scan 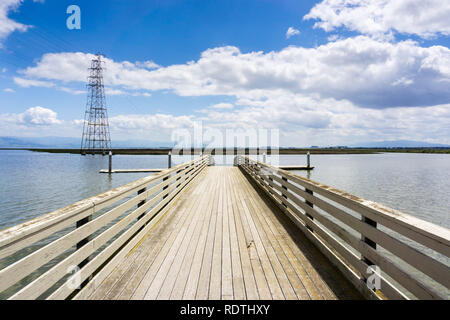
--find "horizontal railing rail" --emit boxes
[0,155,209,300]
[236,156,450,300]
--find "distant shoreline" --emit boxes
[1,147,449,155]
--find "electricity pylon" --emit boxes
[80,53,111,155]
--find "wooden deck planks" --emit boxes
[233,168,324,299]
[208,168,223,300]
[138,173,212,300]
[180,170,219,300]
[229,170,271,300]
[221,170,233,300]
[224,171,246,300]
[84,166,362,300]
[124,170,211,299]
[231,169,307,300]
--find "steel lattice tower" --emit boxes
[81,53,111,155]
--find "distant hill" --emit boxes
[0,137,47,148]
[351,140,450,148]
[0,136,173,148]
[1,137,449,150]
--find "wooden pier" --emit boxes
[0,156,449,300]
[277,165,314,170]
[99,168,164,174]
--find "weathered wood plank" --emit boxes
[240,195,285,299]
[209,167,224,300]
[221,168,234,300]
[224,169,246,300]
[131,169,210,300]
[236,171,298,300]
[153,182,209,300]
[70,161,207,299]
[231,172,272,300]
[52,161,207,300]
[181,170,218,300]
[237,166,325,299]
[97,191,187,300]
[228,169,259,300]
[240,162,381,300]
[241,167,381,300]
[96,166,210,300]
[115,170,210,300]
[235,169,313,300]
[194,171,219,300]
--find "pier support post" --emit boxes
[307,152,311,168]
[108,151,112,174]
[164,151,172,200]
[168,151,172,169]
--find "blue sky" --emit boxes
[2,0,325,119]
[1,0,449,146]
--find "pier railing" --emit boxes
[237,156,450,300]
[0,155,209,300]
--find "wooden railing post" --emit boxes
[76,216,93,268]
[361,216,377,291]
[76,215,93,286]
[137,187,147,220]
[176,169,183,188]
[305,188,314,231]
[267,163,274,191]
[361,216,377,265]
[281,177,288,208]
[162,177,169,199]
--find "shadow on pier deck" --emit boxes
[81,167,361,300]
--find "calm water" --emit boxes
[0,150,449,230]
[279,153,450,229]
[0,150,195,230]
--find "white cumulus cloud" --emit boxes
[304,0,450,39]
[286,27,300,39]
[1,106,62,126]
[19,106,62,126]
[19,37,450,109]
[0,0,29,46]
[209,103,234,109]
[14,77,54,88]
